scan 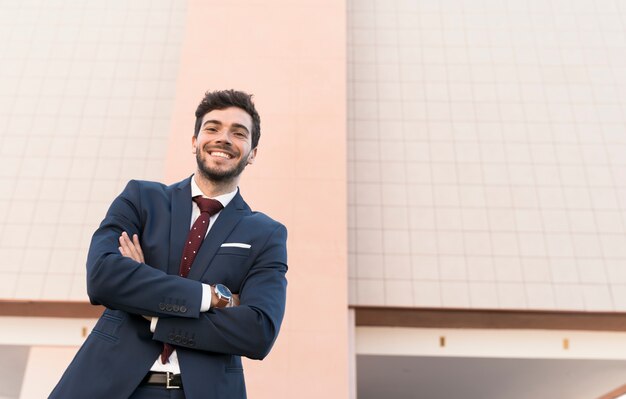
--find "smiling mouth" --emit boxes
[209,151,233,159]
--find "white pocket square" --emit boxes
[221,243,251,249]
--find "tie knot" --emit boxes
[193,196,223,215]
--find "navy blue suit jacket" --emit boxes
[50,177,288,399]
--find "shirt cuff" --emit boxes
[200,283,213,312]
[150,317,159,333]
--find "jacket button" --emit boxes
[168,333,175,341]
[174,335,182,343]
[180,306,187,313]
[182,337,188,344]
[166,304,173,311]
[173,305,180,312]
[159,303,166,310]
[188,339,195,347]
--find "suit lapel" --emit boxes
[187,191,249,281]
[168,177,193,275]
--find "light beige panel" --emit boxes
[0,0,187,300]
[348,0,626,311]
[20,346,79,399]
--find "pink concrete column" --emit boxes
[164,1,348,397]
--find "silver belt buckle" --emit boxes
[166,372,180,389]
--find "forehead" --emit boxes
[201,107,252,131]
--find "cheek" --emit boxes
[197,139,209,150]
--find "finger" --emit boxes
[120,232,140,261]
[132,234,145,262]
[121,231,132,246]
[127,234,142,262]
[119,236,130,255]
[119,234,133,256]
[122,233,140,260]
[120,232,131,249]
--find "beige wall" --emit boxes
[0,0,187,301]
[347,0,626,311]
[164,1,349,397]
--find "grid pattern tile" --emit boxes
[0,0,187,300]
[348,0,626,310]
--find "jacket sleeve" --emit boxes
[86,180,203,319]
[152,223,288,360]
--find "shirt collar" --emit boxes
[191,174,238,208]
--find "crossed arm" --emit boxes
[87,181,287,359]
[117,231,240,307]
[112,229,284,359]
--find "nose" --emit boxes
[214,128,232,145]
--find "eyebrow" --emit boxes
[202,120,250,134]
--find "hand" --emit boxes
[231,294,240,307]
[118,231,145,263]
[117,233,150,321]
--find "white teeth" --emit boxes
[210,151,231,159]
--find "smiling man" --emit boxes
[195,107,257,185]
[50,90,288,399]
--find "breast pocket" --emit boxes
[210,246,252,290]
[217,246,251,256]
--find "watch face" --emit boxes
[215,284,232,298]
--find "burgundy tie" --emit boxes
[161,195,223,364]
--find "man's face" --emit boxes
[192,107,257,183]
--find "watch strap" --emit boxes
[213,285,231,308]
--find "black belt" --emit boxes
[141,372,183,389]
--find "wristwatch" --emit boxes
[212,284,233,308]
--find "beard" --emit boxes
[195,147,250,183]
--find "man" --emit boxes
[50,90,288,399]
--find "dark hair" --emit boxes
[194,89,261,148]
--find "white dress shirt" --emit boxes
[149,175,238,373]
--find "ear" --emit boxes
[246,147,258,165]
[191,135,197,154]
